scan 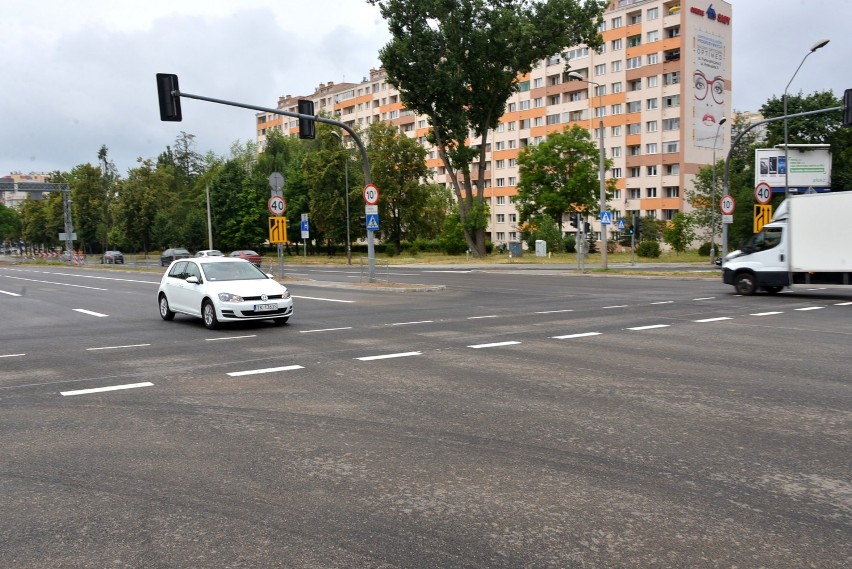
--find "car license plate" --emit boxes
[254,303,277,312]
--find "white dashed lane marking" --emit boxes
[693,317,732,323]
[227,365,305,377]
[468,341,521,349]
[628,324,671,331]
[61,382,154,396]
[552,332,602,340]
[356,352,421,361]
[73,309,109,318]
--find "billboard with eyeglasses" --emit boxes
[693,30,727,149]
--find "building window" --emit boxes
[629,79,642,91]
[546,113,562,126]
[628,145,641,156]
[647,30,660,43]
[663,117,680,130]
[665,186,680,198]
[508,139,517,149]
[496,178,505,187]
[629,188,641,199]
[509,214,517,222]
[508,177,517,186]
[533,78,544,88]
[507,121,517,131]
[506,102,516,113]
[646,187,657,198]
[595,64,606,76]
[664,94,680,108]
[611,38,623,50]
[610,146,622,157]
[627,101,641,113]
[534,97,544,108]
[594,106,606,118]
[611,103,622,115]
[646,143,658,154]
[647,53,659,65]
[495,159,505,169]
[647,75,659,88]
[666,164,680,175]
[611,60,622,72]
[664,140,680,153]
[663,72,680,85]
[666,25,681,39]
[647,7,659,20]
[496,196,506,205]
[626,56,642,70]
[627,34,642,48]
[611,125,621,136]
[629,12,641,25]
[663,209,678,220]
[496,214,505,223]
[627,123,641,135]
[612,81,623,93]
[646,98,658,110]
[497,232,505,241]
[534,117,544,126]
[549,95,561,105]
[594,85,607,97]
[612,16,622,28]
[611,167,622,178]
[647,165,658,176]
[520,118,531,129]
[646,120,658,132]
[629,167,641,177]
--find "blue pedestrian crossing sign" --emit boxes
[616,218,626,230]
[600,211,612,225]
[366,213,380,231]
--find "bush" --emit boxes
[563,235,576,253]
[698,242,712,257]
[637,240,661,258]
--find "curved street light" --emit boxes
[783,39,829,199]
[568,71,608,269]
[710,116,727,264]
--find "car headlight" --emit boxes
[218,292,244,302]
[281,287,290,299]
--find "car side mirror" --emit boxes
[186,276,200,284]
[266,273,275,279]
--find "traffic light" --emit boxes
[584,222,591,234]
[156,73,182,122]
[843,88,852,128]
[569,214,578,229]
[635,219,642,240]
[359,215,366,228]
[298,99,315,139]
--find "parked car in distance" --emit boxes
[101,250,125,264]
[160,247,191,267]
[157,257,293,329]
[229,249,262,267]
[195,249,224,257]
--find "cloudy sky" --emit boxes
[1,0,848,178]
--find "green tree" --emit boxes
[516,125,613,232]
[0,203,21,241]
[68,163,106,254]
[113,159,174,253]
[662,212,696,254]
[366,122,431,253]
[369,0,606,256]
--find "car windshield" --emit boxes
[201,261,266,282]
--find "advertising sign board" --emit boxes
[754,146,831,193]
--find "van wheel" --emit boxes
[734,273,757,295]
[764,285,783,294]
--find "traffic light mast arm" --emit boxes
[173,89,373,187]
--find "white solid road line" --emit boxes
[86,344,151,351]
[750,311,783,316]
[205,335,257,341]
[292,295,355,303]
[650,301,674,305]
[467,315,498,319]
[2,275,107,291]
[356,352,421,361]
[628,324,671,331]
[227,365,305,377]
[795,306,825,311]
[534,309,573,314]
[0,353,26,358]
[61,382,154,396]
[468,341,521,349]
[300,327,353,333]
[0,289,22,296]
[551,332,602,339]
[73,309,109,317]
[835,302,852,306]
[391,320,433,326]
[693,317,732,323]
[602,305,628,309]
[692,297,715,301]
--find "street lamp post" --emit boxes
[330,131,352,265]
[710,117,726,264]
[568,71,608,269]
[783,39,829,199]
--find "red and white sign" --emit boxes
[268,195,286,216]
[363,184,379,205]
[754,182,772,205]
[720,194,735,215]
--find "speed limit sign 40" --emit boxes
[755,182,772,204]
[720,194,735,215]
[268,195,286,216]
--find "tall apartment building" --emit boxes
[255,0,732,246]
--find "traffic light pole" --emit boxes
[158,80,377,281]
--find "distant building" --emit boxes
[0,172,51,209]
[256,0,733,244]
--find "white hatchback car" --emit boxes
[157,257,293,329]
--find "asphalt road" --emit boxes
[1,264,850,568]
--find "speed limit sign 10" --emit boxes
[720,194,735,215]
[363,184,380,205]
[755,182,772,204]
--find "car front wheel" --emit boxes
[734,272,757,295]
[202,300,218,329]
[159,294,175,321]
